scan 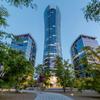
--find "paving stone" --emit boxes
[35,92,73,100]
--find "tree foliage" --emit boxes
[0,0,36,90]
[0,45,34,89]
[84,46,100,61]
[75,46,100,93]
[0,0,35,27]
[55,56,74,92]
[2,0,35,8]
[36,64,51,89]
[0,5,9,27]
[0,0,35,89]
[84,0,100,22]
[0,0,35,42]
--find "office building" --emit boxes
[11,33,36,66]
[71,34,99,78]
[43,5,62,68]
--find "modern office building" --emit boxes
[43,5,62,68]
[11,33,36,66]
[71,34,99,78]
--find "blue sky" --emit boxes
[2,0,100,66]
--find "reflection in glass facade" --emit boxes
[11,34,36,66]
[71,35,99,78]
[43,5,62,68]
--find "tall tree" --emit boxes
[55,56,74,92]
[36,64,51,89]
[0,46,34,90]
[0,0,35,89]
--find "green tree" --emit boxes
[0,6,9,27]
[0,0,35,90]
[0,0,35,42]
[0,0,35,27]
[0,45,34,90]
[84,0,100,22]
[43,66,51,87]
[2,0,35,8]
[36,64,51,89]
[55,56,74,92]
[76,46,100,93]
[36,64,44,76]
[84,46,100,61]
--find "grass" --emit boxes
[44,89,100,100]
[63,91,100,100]
[0,92,36,100]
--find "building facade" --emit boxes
[11,33,36,66]
[71,35,99,78]
[43,5,62,68]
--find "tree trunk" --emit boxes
[70,86,73,92]
[63,87,66,92]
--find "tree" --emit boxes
[0,6,9,27]
[36,64,51,89]
[55,56,74,92]
[0,0,35,43]
[74,78,86,92]
[76,46,100,93]
[0,0,35,27]
[0,0,35,90]
[0,45,34,90]
[2,0,35,8]
[84,0,100,22]
[78,46,100,78]
[84,46,100,61]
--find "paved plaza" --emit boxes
[35,92,73,100]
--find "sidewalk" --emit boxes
[35,92,73,100]
[20,90,73,100]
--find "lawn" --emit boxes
[0,92,36,100]
[64,92,100,100]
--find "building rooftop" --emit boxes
[48,5,57,9]
[71,34,96,48]
[14,33,36,46]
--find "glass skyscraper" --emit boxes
[11,33,36,66]
[71,35,99,78]
[43,5,62,68]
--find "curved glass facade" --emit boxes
[43,5,62,68]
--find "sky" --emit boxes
[1,0,100,66]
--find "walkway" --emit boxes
[35,92,73,100]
